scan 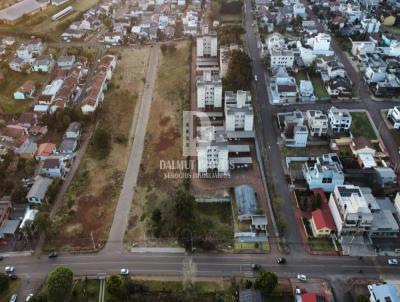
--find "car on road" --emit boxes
[5,266,14,273]
[26,294,34,301]
[251,264,261,271]
[48,251,58,258]
[0,256,3,261]
[254,75,258,81]
[120,268,129,275]
[277,257,286,264]
[10,294,17,302]
[388,259,398,265]
[297,274,307,281]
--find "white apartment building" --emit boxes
[388,106,400,129]
[270,49,294,68]
[197,72,222,109]
[368,284,400,302]
[197,127,229,176]
[328,106,352,132]
[197,33,218,57]
[224,91,254,131]
[305,33,332,54]
[306,110,328,136]
[328,185,373,235]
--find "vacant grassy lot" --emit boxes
[350,112,377,140]
[124,41,191,248]
[309,74,329,98]
[0,280,20,302]
[281,145,331,157]
[0,70,48,118]
[308,238,336,252]
[294,70,308,85]
[45,47,150,251]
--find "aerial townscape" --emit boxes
[0,0,400,300]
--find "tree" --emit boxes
[91,128,111,159]
[357,295,369,302]
[34,212,51,233]
[174,189,196,225]
[29,293,47,302]
[223,50,252,91]
[254,270,278,296]
[312,193,322,210]
[0,273,10,293]
[106,275,126,301]
[47,267,73,302]
[160,44,168,55]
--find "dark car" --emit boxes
[277,257,286,264]
[48,251,58,258]
[0,256,3,261]
[251,264,261,271]
[8,274,18,280]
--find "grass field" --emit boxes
[0,280,20,302]
[294,70,309,85]
[0,70,48,117]
[308,238,336,252]
[45,47,150,251]
[124,41,191,248]
[309,74,329,97]
[350,112,377,140]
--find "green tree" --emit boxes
[174,189,196,225]
[29,293,47,302]
[106,275,126,301]
[312,193,322,210]
[0,273,10,293]
[254,270,278,297]
[223,50,252,91]
[357,295,369,302]
[47,267,73,302]
[34,212,51,233]
[91,128,111,159]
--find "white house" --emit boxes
[197,72,222,109]
[197,33,218,57]
[328,185,373,235]
[32,55,54,73]
[351,41,376,56]
[368,284,400,302]
[388,106,400,129]
[302,153,344,192]
[293,2,306,16]
[279,110,308,147]
[224,91,254,131]
[328,106,352,132]
[361,18,381,33]
[270,67,297,104]
[270,49,294,68]
[26,177,53,204]
[306,110,328,136]
[299,80,314,100]
[305,33,332,54]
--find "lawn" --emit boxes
[0,70,49,118]
[281,145,331,157]
[69,279,100,302]
[294,70,308,85]
[124,41,191,248]
[350,112,377,140]
[0,280,20,302]
[45,47,150,251]
[309,74,329,98]
[308,238,336,252]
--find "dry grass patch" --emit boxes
[45,47,150,251]
[124,41,191,247]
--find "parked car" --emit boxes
[254,75,258,81]
[120,268,129,275]
[276,257,286,264]
[10,294,17,302]
[5,266,14,273]
[388,259,398,265]
[26,294,34,301]
[0,256,3,261]
[297,274,307,281]
[251,264,261,271]
[48,251,58,258]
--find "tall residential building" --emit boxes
[302,153,344,192]
[328,185,373,235]
[224,91,254,131]
[197,127,229,176]
[197,71,222,109]
[196,33,218,57]
[306,110,328,136]
[328,106,352,132]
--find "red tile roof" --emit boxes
[312,208,336,231]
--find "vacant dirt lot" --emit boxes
[45,47,150,251]
[124,41,191,247]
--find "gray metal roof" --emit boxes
[234,185,257,216]
[0,0,45,21]
[27,177,53,200]
[0,220,20,235]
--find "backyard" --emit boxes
[124,41,191,248]
[309,74,329,98]
[0,70,49,118]
[44,47,150,251]
[350,112,377,140]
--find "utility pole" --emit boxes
[90,232,96,250]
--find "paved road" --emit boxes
[103,44,159,254]
[244,0,305,254]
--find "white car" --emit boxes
[297,274,307,281]
[120,268,129,275]
[26,294,34,301]
[254,75,258,81]
[388,259,398,265]
[10,294,17,302]
[5,266,14,273]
